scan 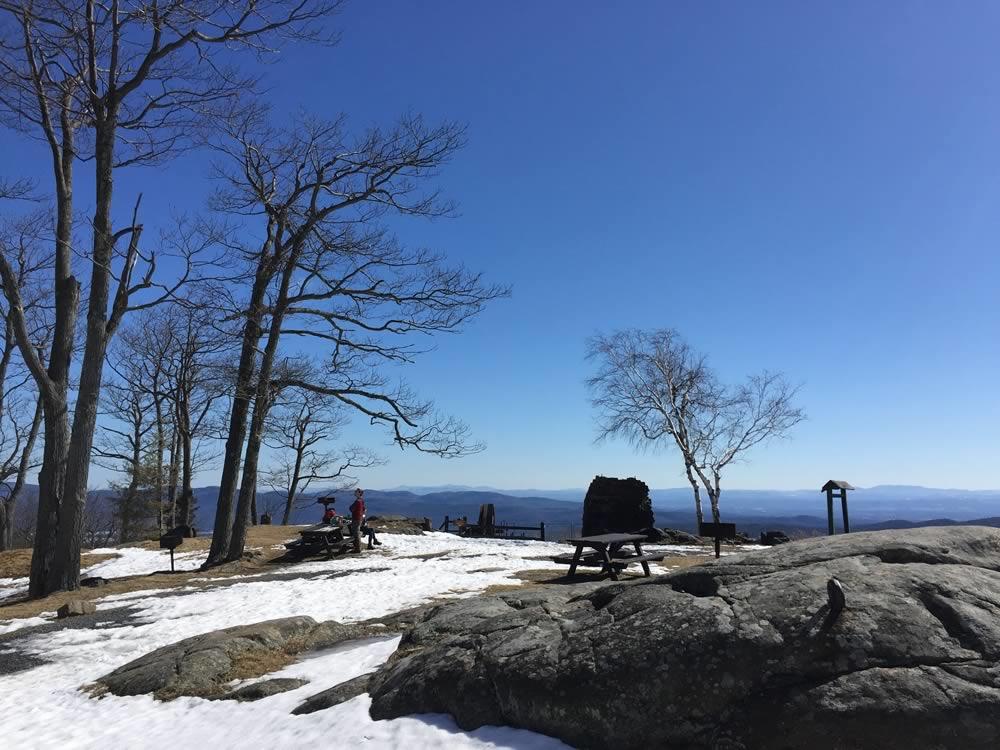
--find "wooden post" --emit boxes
[826,488,835,535]
[169,548,175,573]
[442,515,449,532]
[539,521,546,541]
[840,491,850,533]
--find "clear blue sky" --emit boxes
[5,1,1000,490]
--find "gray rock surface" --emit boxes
[291,673,372,714]
[57,600,97,618]
[94,616,387,700]
[660,527,703,545]
[217,677,308,702]
[368,526,1000,750]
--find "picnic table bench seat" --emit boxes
[615,551,667,564]
[551,550,667,566]
[552,551,602,565]
[553,533,663,580]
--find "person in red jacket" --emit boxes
[348,488,366,552]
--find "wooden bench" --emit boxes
[552,551,602,565]
[552,550,666,569]
[615,552,667,565]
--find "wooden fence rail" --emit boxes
[439,515,546,542]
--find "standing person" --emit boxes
[349,489,366,553]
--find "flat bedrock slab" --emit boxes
[291,673,373,714]
[217,677,309,702]
[368,526,1000,750]
[93,616,390,700]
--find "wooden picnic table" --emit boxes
[553,532,665,580]
[284,521,352,559]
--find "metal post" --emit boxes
[540,521,546,541]
[840,490,850,533]
[826,489,835,535]
[169,548,175,573]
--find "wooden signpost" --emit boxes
[159,533,183,572]
[699,521,736,559]
[821,480,854,535]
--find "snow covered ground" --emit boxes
[0,546,206,605]
[0,532,737,749]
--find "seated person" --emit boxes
[321,501,338,525]
[362,519,381,550]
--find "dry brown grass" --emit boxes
[0,550,117,580]
[0,525,304,622]
[126,524,305,553]
[88,643,301,701]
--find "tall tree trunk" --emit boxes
[282,446,305,526]
[0,326,16,551]
[176,378,194,528]
[49,122,117,592]
[206,266,272,566]
[683,461,704,529]
[0,322,15,424]
[153,383,165,534]
[684,463,705,533]
[709,473,722,525]
[30,397,70,596]
[28,107,78,598]
[229,398,269,560]
[180,429,194,527]
[709,489,721,525]
[166,426,179,527]
[225,261,296,561]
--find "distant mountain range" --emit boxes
[242,483,1000,539]
[14,483,1000,541]
[386,483,1000,520]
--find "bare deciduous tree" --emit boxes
[94,338,159,542]
[205,113,508,566]
[587,329,805,526]
[0,212,49,550]
[261,388,381,525]
[0,0,339,595]
[163,300,231,527]
[97,302,230,535]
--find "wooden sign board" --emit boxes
[699,522,736,539]
[699,522,736,559]
[159,534,183,551]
